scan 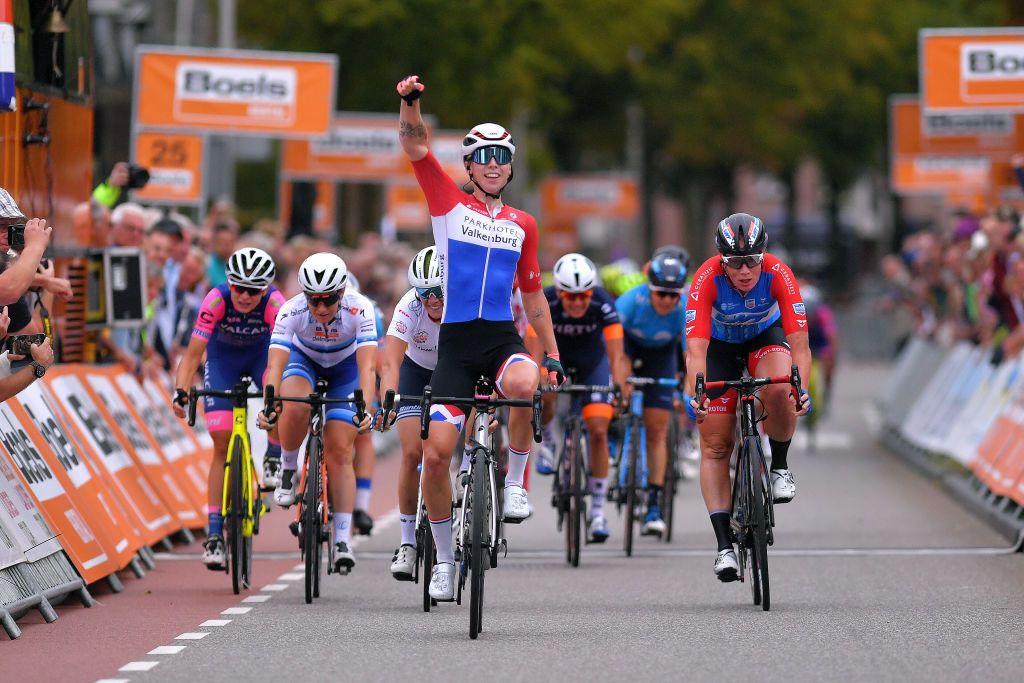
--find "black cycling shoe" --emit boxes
[353,509,374,536]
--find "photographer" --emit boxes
[0,309,55,402]
[92,161,149,209]
[0,188,52,306]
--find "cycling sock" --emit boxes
[769,438,791,471]
[710,510,733,551]
[429,516,454,564]
[459,447,472,473]
[265,438,281,462]
[334,512,352,544]
[505,446,530,488]
[647,484,663,511]
[207,505,224,538]
[589,477,607,517]
[355,478,372,511]
[281,446,300,471]
[399,514,417,547]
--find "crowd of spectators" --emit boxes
[91,163,417,381]
[880,157,1024,364]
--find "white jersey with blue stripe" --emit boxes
[269,291,378,367]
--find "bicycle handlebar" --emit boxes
[393,387,544,443]
[185,380,264,427]
[541,383,618,395]
[626,376,680,388]
[694,364,802,409]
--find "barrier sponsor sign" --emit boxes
[131,132,205,204]
[134,47,336,136]
[540,176,639,221]
[0,448,62,566]
[921,28,1024,112]
[0,401,119,582]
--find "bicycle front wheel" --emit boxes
[229,438,244,595]
[624,419,640,557]
[420,517,435,612]
[747,437,770,611]
[567,423,584,567]
[303,437,323,605]
[469,451,488,639]
[664,418,680,544]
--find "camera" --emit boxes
[4,333,46,356]
[126,163,150,190]
[7,223,25,251]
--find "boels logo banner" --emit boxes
[921,28,1024,112]
[134,47,336,136]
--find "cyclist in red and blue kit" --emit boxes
[683,213,811,582]
[397,74,563,603]
[172,247,285,569]
[616,250,689,537]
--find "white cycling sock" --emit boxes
[399,514,417,547]
[589,476,608,517]
[505,447,530,488]
[281,446,300,471]
[334,512,352,544]
[429,516,454,564]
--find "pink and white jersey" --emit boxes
[411,151,542,325]
[386,288,440,370]
[269,291,378,367]
[191,283,285,353]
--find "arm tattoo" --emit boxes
[399,120,427,140]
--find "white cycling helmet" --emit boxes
[462,123,516,160]
[346,272,361,293]
[225,247,276,288]
[298,252,348,294]
[408,246,442,288]
[552,253,598,293]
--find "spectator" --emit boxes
[0,188,52,306]
[92,161,131,208]
[109,202,146,248]
[206,222,238,288]
[0,302,55,401]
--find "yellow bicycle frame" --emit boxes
[221,403,263,537]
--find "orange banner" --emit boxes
[540,176,639,221]
[135,47,336,136]
[131,132,205,203]
[921,29,1024,112]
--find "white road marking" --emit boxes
[277,572,304,581]
[175,632,210,640]
[261,583,288,591]
[96,679,130,683]
[199,619,232,627]
[242,595,271,603]
[794,430,853,450]
[221,606,252,615]
[119,661,159,672]
[148,645,186,655]
[292,563,304,570]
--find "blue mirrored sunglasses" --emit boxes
[470,146,512,165]
[416,285,443,300]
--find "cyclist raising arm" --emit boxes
[684,213,810,582]
[260,253,376,573]
[172,248,285,569]
[396,74,562,603]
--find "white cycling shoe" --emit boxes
[429,561,456,601]
[390,544,416,582]
[502,484,531,523]
[770,469,796,503]
[262,457,282,490]
[274,469,298,508]
[714,547,739,582]
[202,535,225,570]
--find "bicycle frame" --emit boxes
[223,402,259,537]
[456,406,502,566]
[293,403,330,552]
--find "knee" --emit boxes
[701,436,733,460]
[762,385,792,413]
[501,370,537,398]
[589,429,608,449]
[401,444,423,470]
[326,444,354,467]
[421,445,450,477]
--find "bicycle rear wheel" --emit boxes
[229,438,244,595]
[469,451,488,639]
[303,437,323,605]
[420,514,434,613]
[664,418,680,544]
[567,423,585,567]
[624,419,640,557]
[747,437,770,611]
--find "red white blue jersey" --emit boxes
[411,151,542,324]
[685,253,807,343]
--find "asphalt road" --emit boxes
[103,362,1024,682]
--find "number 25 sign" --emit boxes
[131,132,205,204]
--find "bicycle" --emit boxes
[610,376,680,556]
[263,381,367,604]
[401,378,542,640]
[694,364,802,612]
[542,382,617,568]
[186,375,266,595]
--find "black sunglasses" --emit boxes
[470,146,512,165]
[231,284,264,297]
[306,292,342,307]
[652,289,681,300]
[722,254,764,270]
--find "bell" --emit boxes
[45,8,70,34]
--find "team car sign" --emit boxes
[921,29,1024,112]
[135,47,336,136]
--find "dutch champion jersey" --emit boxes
[269,291,378,367]
[411,151,542,324]
[387,288,441,371]
[685,253,807,344]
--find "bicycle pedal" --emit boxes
[289,521,299,538]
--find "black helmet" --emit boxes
[652,245,690,273]
[647,252,688,291]
[716,213,767,256]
